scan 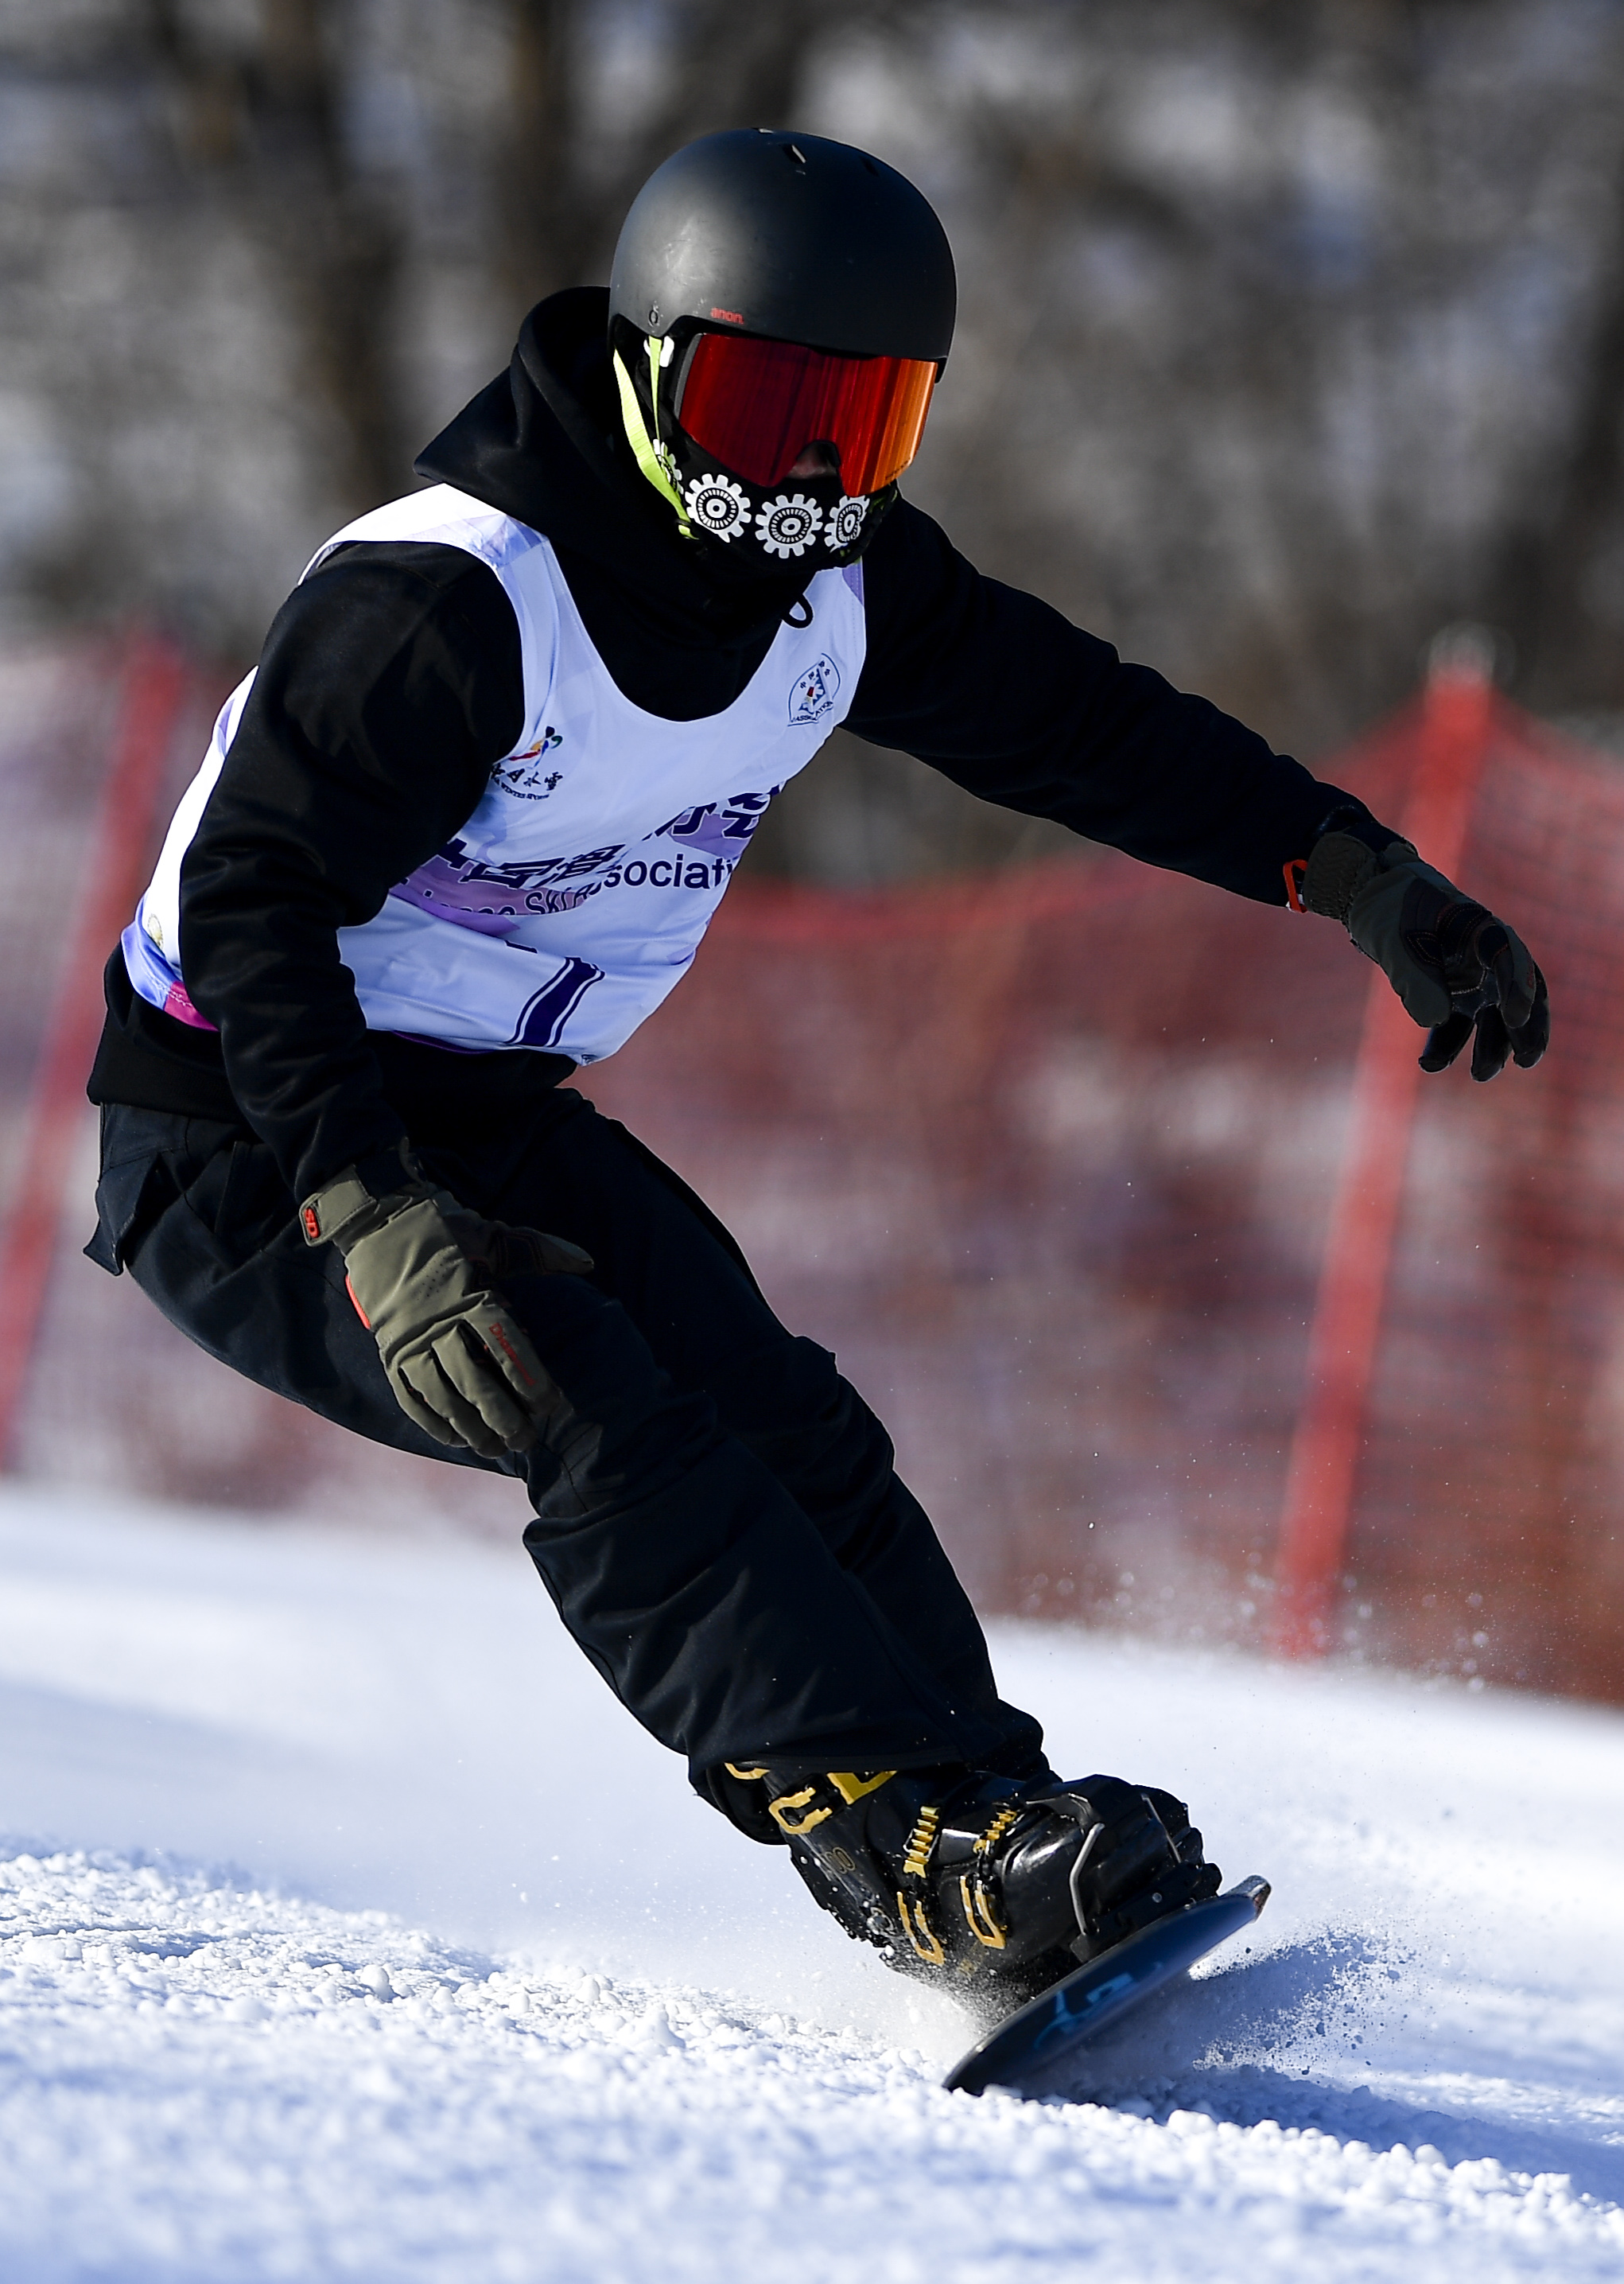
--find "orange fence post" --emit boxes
[1272,638,1495,1657]
[0,634,189,1468]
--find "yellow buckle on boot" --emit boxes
[768,1784,833,1838]
[901,1804,940,1880]
[958,1803,1019,1947]
[960,1874,1008,1949]
[828,1769,896,1806]
[759,1768,894,1838]
[896,1890,946,1966]
[973,1804,1020,1858]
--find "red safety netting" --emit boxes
[583,684,1624,1700]
[10,644,1624,1701]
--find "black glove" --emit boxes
[1302,831,1549,1080]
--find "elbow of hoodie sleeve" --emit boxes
[848,504,1385,905]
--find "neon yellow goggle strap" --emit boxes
[612,337,692,536]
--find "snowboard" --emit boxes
[942,1874,1271,2098]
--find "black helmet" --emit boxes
[607,130,956,573]
[609,128,956,361]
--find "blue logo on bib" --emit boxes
[789,655,841,725]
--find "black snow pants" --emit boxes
[87,1090,1044,1827]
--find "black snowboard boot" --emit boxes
[725,1761,1222,2014]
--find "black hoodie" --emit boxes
[90,289,1377,1201]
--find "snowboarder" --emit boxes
[86,130,1547,2014]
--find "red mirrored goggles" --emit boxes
[672,330,939,496]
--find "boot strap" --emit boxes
[764,1768,897,1839]
[958,1803,1020,1948]
[894,1803,946,1962]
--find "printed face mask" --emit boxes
[611,324,906,572]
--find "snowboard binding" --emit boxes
[727,1761,1222,2015]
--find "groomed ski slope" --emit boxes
[1,1486,1622,2283]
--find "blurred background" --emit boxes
[3,1,1624,1700]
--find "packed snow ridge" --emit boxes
[2,1487,1622,2282]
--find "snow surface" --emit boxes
[2,1484,1623,2282]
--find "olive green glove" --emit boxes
[1302,831,1549,1080]
[300,1147,593,1458]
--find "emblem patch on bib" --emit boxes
[789,655,841,726]
[491,725,565,800]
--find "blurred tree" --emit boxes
[498,0,847,307]
[1488,28,1624,709]
[144,0,408,512]
[5,0,1624,876]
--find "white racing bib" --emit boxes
[126,484,865,1064]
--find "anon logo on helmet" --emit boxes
[789,655,841,725]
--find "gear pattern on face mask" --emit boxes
[826,495,868,551]
[682,473,751,541]
[755,493,824,559]
[614,322,898,573]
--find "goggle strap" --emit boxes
[612,344,693,536]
